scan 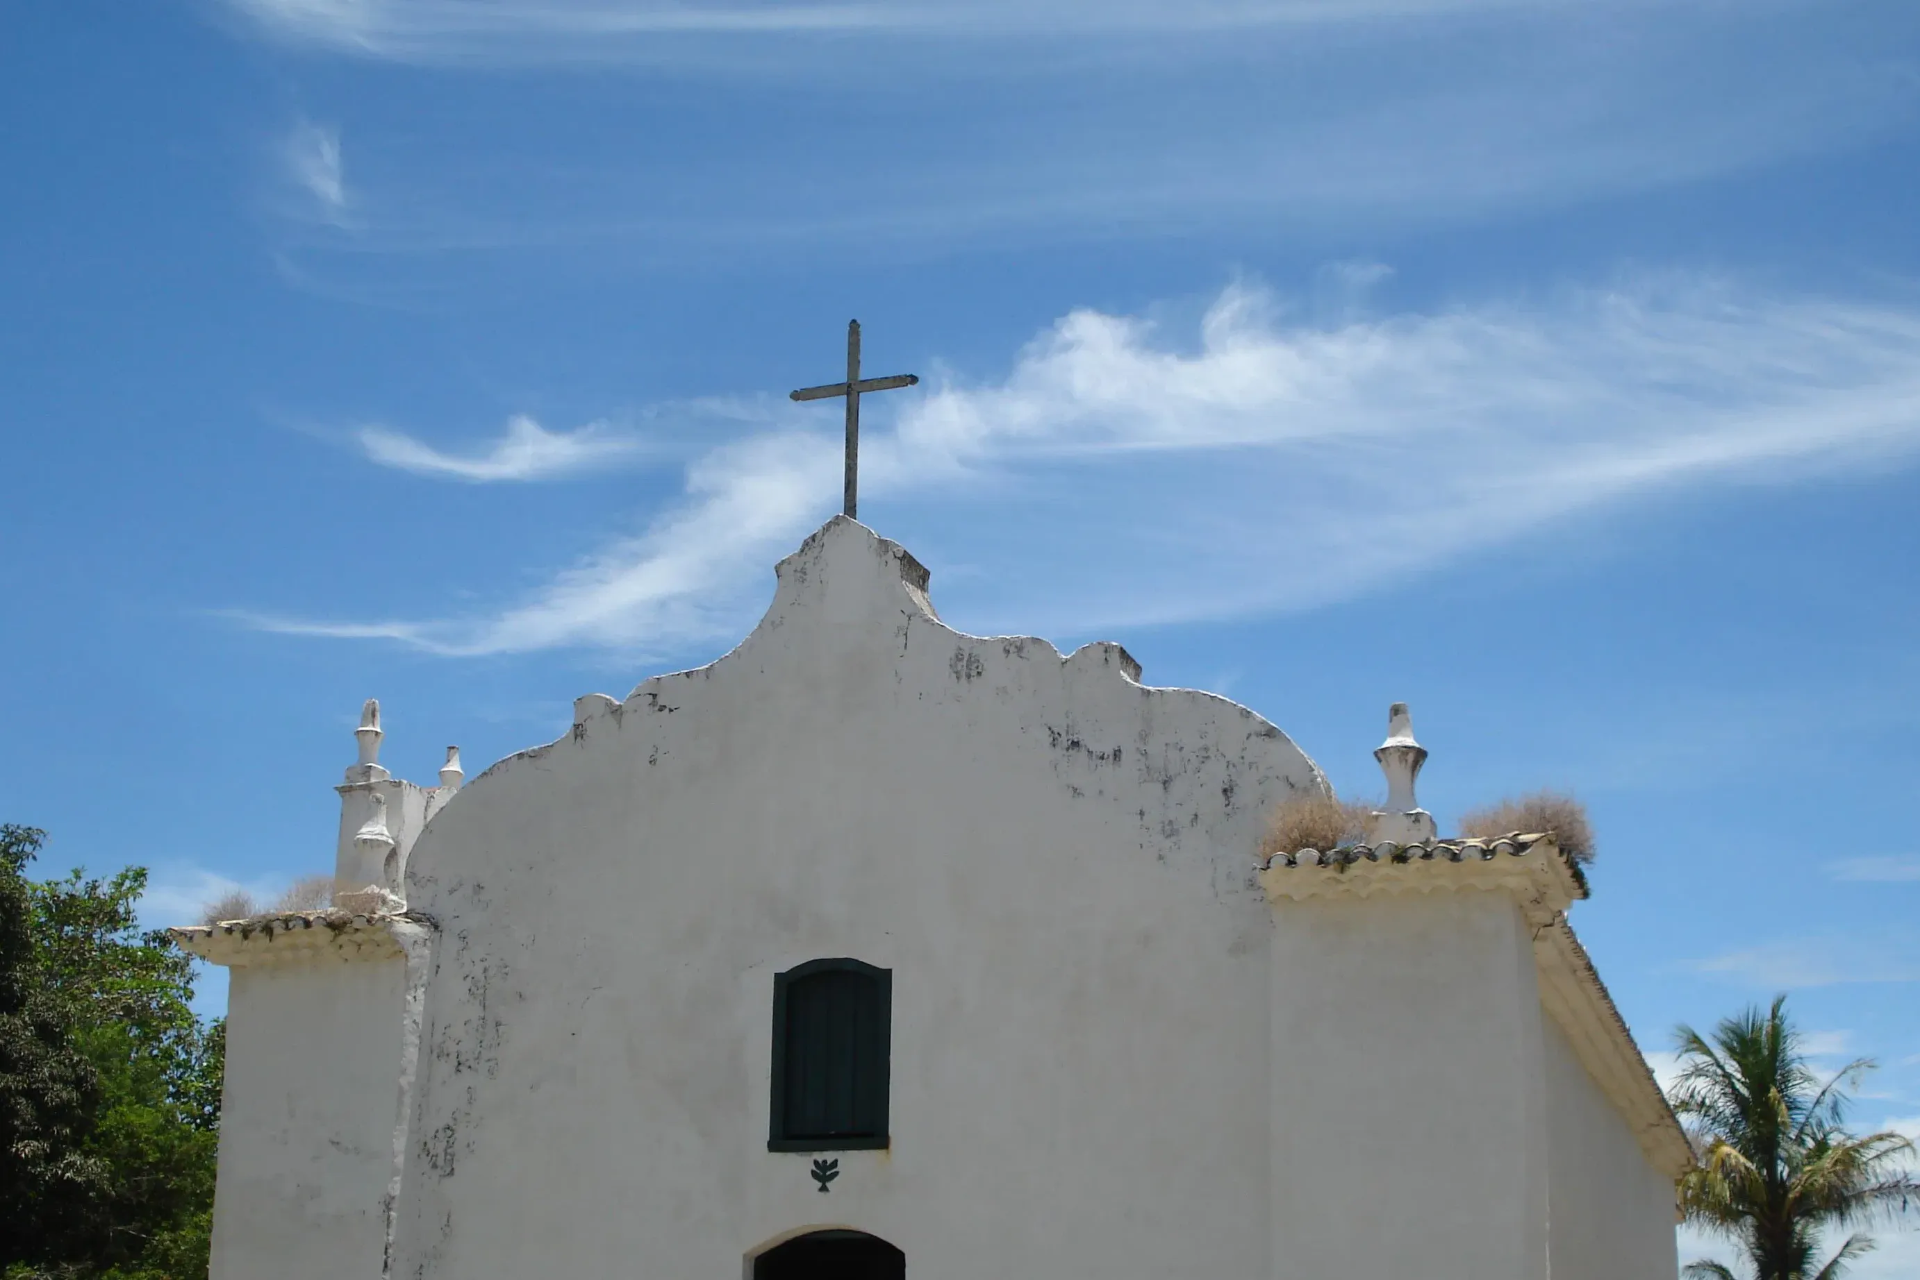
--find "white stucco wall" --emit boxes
[210,956,414,1280]
[388,518,1329,1280]
[1543,1014,1679,1280]
[1268,892,1551,1280]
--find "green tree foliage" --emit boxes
[0,824,222,1280]
[0,826,105,1265]
[1670,995,1917,1280]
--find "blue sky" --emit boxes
[5,1,1919,1268]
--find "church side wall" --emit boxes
[210,957,410,1280]
[1542,1015,1679,1280]
[1268,892,1551,1280]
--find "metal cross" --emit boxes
[790,320,918,520]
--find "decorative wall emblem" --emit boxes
[810,1158,840,1193]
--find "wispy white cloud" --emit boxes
[283,119,349,224]
[261,39,1915,268]
[1802,1030,1858,1058]
[1692,936,1920,989]
[235,3,1916,280]
[246,271,1920,658]
[1643,1050,1686,1097]
[1834,854,1920,883]
[1884,1115,1920,1143]
[136,863,276,929]
[218,0,1601,60]
[358,414,644,482]
[253,430,832,654]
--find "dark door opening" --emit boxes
[753,1230,904,1280]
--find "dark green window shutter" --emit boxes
[769,959,890,1151]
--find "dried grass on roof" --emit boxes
[274,875,334,912]
[199,888,261,926]
[198,872,335,925]
[1458,790,1594,864]
[1261,791,1372,856]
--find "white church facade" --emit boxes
[175,517,1689,1280]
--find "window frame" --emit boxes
[767,957,892,1152]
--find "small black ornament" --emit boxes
[810,1158,840,1193]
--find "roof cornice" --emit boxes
[169,909,434,969]
[1259,833,1586,926]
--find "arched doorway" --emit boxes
[753,1229,904,1280]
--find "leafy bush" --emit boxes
[1,824,222,1280]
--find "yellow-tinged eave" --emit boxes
[168,909,430,968]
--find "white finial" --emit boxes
[355,699,383,766]
[353,791,399,890]
[1368,702,1436,844]
[344,698,390,783]
[1376,702,1426,811]
[439,746,464,790]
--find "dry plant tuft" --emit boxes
[1261,791,1373,856]
[198,872,335,925]
[1458,790,1595,864]
[275,875,335,912]
[199,888,261,925]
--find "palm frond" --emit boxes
[1791,1130,1919,1229]
[1684,1139,1768,1228]
[1808,1232,1874,1280]
[1793,1059,1874,1145]
[1681,1261,1740,1280]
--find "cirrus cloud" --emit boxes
[357,414,645,482]
[282,119,349,223]
[218,0,1605,61]
[1832,855,1920,883]
[244,269,1920,658]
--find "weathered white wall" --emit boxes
[1268,892,1551,1280]
[210,957,412,1280]
[1543,1015,1679,1280]
[389,518,1328,1280]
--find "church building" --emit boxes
[174,516,1689,1279]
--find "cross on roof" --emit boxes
[790,320,919,521]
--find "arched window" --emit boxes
[753,1229,904,1280]
[769,958,890,1151]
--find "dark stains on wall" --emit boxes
[949,646,985,683]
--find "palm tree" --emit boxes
[1668,995,1917,1280]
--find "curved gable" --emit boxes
[405,515,1325,908]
